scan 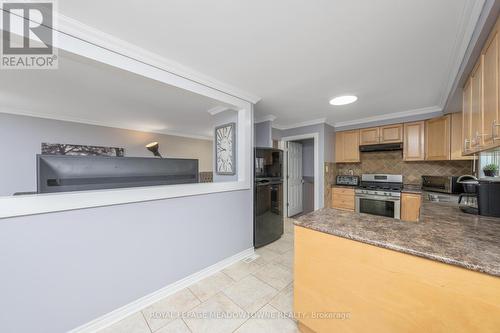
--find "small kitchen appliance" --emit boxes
[336,175,359,186]
[457,175,479,215]
[421,175,463,194]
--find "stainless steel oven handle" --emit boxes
[355,194,400,201]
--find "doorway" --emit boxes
[281,133,319,218]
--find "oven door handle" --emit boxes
[355,194,400,201]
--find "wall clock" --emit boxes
[215,122,236,175]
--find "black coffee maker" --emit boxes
[457,175,479,214]
[478,178,500,218]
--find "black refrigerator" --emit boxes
[254,148,284,248]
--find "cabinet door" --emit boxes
[403,121,425,161]
[380,124,403,143]
[425,115,451,161]
[463,78,473,154]
[335,131,344,162]
[471,60,483,149]
[359,127,379,145]
[451,112,473,160]
[482,28,499,147]
[401,193,422,222]
[342,130,360,162]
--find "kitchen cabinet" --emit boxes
[380,124,404,143]
[482,23,499,148]
[403,121,425,161]
[451,112,473,160]
[401,193,421,222]
[332,187,355,211]
[335,130,360,163]
[470,61,483,149]
[463,78,473,155]
[425,115,451,161]
[359,124,403,145]
[294,226,500,333]
[462,15,500,155]
[359,127,379,145]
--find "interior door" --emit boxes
[287,141,303,217]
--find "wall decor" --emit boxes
[41,143,125,157]
[215,122,236,175]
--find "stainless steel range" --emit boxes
[355,174,403,219]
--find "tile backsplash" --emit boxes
[335,151,473,185]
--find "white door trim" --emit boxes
[280,133,320,216]
[287,141,303,217]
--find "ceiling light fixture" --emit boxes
[329,95,358,106]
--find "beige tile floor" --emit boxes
[99,219,298,333]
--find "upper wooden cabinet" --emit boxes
[335,130,360,163]
[470,61,483,149]
[463,78,473,155]
[359,127,380,145]
[451,112,473,160]
[462,14,500,154]
[403,121,425,161]
[380,124,404,143]
[359,124,403,145]
[425,115,451,161]
[483,24,499,148]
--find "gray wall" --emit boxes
[298,139,314,177]
[254,121,272,148]
[0,113,213,196]
[295,139,314,214]
[212,110,239,182]
[274,123,335,208]
[0,189,253,333]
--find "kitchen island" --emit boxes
[293,202,500,333]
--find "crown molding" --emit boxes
[54,13,261,104]
[0,108,213,141]
[332,106,442,128]
[438,0,486,109]
[207,106,233,116]
[272,118,327,130]
[254,114,277,124]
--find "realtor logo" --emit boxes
[1,0,58,69]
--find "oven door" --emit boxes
[355,194,400,219]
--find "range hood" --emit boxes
[359,143,403,152]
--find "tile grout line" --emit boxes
[139,310,154,333]
[180,318,194,333]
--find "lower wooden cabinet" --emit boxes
[332,187,355,211]
[401,192,422,222]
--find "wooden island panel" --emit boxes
[294,226,500,333]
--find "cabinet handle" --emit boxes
[493,120,500,142]
[464,139,470,151]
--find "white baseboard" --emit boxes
[69,247,255,333]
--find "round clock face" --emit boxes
[216,124,234,174]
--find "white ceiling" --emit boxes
[0,49,231,139]
[56,0,483,128]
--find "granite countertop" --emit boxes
[293,203,500,277]
[401,184,423,194]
